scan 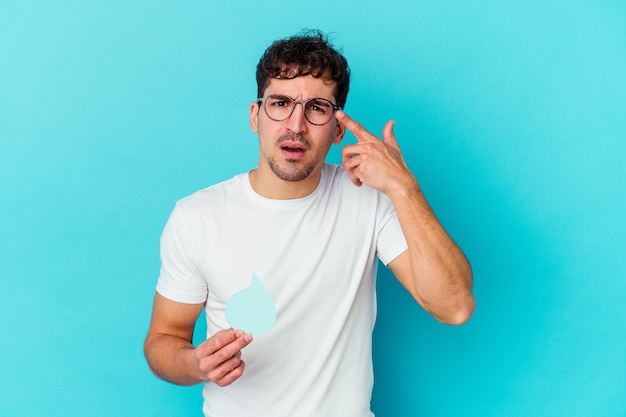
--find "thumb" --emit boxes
[382,120,398,149]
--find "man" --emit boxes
[144,30,475,417]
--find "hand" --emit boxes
[193,328,253,387]
[337,110,417,196]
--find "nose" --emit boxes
[285,101,308,134]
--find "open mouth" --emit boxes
[281,145,305,153]
[279,140,308,157]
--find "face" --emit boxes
[250,75,346,184]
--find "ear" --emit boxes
[332,119,346,145]
[250,102,260,133]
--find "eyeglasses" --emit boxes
[257,94,341,126]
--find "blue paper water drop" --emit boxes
[225,273,276,335]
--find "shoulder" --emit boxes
[176,173,247,212]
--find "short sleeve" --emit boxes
[375,194,408,266]
[156,204,208,304]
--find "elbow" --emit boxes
[452,296,476,325]
[445,266,475,325]
[439,295,476,326]
[143,335,163,379]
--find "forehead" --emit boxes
[264,75,337,100]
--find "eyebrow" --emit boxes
[265,94,337,105]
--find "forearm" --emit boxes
[144,334,204,386]
[390,182,475,324]
[335,110,474,323]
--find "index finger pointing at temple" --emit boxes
[335,110,377,143]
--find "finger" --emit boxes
[214,360,246,387]
[196,328,238,356]
[205,351,243,383]
[197,332,252,377]
[382,120,398,149]
[342,151,358,169]
[341,143,362,164]
[341,156,363,187]
[211,331,252,365]
[341,141,380,168]
[197,328,253,358]
[335,110,378,143]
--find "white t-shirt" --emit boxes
[157,164,408,417]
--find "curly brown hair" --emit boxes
[256,29,350,108]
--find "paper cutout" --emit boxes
[225,273,276,335]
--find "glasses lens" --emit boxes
[264,95,294,121]
[304,99,334,125]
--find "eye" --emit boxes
[267,95,292,108]
[307,99,332,114]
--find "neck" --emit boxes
[248,165,323,200]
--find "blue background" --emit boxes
[1,1,625,416]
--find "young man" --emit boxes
[144,30,475,417]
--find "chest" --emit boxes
[193,197,377,307]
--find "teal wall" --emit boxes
[1,1,625,416]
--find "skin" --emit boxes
[144,74,475,388]
[248,76,346,199]
[144,293,252,387]
[338,111,475,324]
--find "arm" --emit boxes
[144,292,253,386]
[337,110,475,325]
